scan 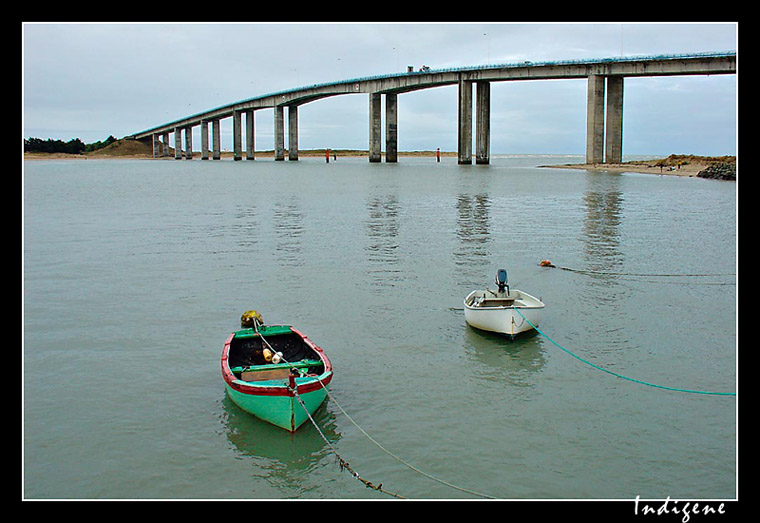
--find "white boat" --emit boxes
[463,269,545,338]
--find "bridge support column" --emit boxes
[586,75,605,164]
[288,106,298,161]
[369,93,382,162]
[245,110,255,160]
[201,120,209,160]
[162,133,169,157]
[233,111,242,161]
[152,134,159,158]
[184,127,193,159]
[174,128,182,159]
[605,76,624,164]
[385,93,398,163]
[475,81,490,165]
[274,106,285,161]
[212,120,221,160]
[458,78,472,164]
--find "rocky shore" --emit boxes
[695,162,736,181]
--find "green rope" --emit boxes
[513,308,736,397]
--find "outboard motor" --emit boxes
[495,269,509,295]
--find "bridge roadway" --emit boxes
[130,51,736,165]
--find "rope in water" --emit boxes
[254,327,405,498]
[513,308,736,396]
[539,260,736,285]
[285,363,494,499]
[316,383,496,499]
[277,344,494,499]
[290,390,406,499]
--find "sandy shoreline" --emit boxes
[19,154,707,177]
[540,161,706,177]
[23,150,457,161]
[24,150,733,179]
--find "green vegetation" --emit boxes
[24,135,118,154]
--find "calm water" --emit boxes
[23,155,737,500]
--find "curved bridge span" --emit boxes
[130,51,735,165]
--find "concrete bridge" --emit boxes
[130,51,736,165]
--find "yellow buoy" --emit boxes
[240,310,264,328]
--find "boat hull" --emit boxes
[221,326,332,432]
[464,289,544,338]
[224,379,329,432]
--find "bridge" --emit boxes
[130,51,736,165]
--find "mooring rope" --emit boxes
[539,260,736,285]
[247,328,404,497]
[287,359,495,499]
[290,388,406,499]
[318,384,496,499]
[513,308,736,397]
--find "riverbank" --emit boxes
[23,138,457,161]
[24,141,735,180]
[23,149,457,160]
[541,154,736,180]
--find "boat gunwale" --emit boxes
[221,327,333,397]
[463,290,545,311]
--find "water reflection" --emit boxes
[365,194,401,290]
[582,175,623,272]
[272,199,304,268]
[580,173,632,348]
[454,194,491,283]
[220,393,340,495]
[234,204,258,249]
[463,326,547,387]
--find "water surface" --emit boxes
[23,155,737,499]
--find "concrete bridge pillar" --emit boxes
[184,126,193,159]
[212,119,221,160]
[369,93,382,162]
[233,110,242,161]
[288,106,298,161]
[274,106,285,161]
[385,93,398,163]
[586,74,624,164]
[245,110,255,160]
[458,78,473,164]
[174,128,182,159]
[201,120,209,160]
[475,81,490,165]
[605,76,624,163]
[162,133,169,157]
[152,134,159,158]
[586,75,605,164]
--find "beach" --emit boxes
[542,161,704,177]
[542,154,736,179]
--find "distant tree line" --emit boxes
[24,135,117,154]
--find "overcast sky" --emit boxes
[22,22,738,156]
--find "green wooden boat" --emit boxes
[221,311,333,432]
